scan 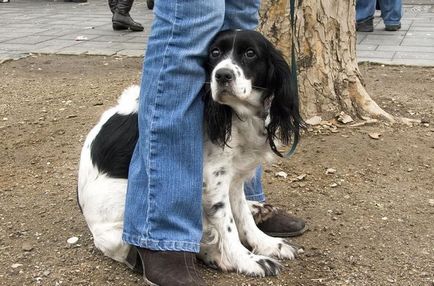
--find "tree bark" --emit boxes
[259,0,398,123]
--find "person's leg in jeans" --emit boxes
[224,0,307,237]
[379,0,402,29]
[122,1,224,285]
[356,0,376,32]
[356,0,376,22]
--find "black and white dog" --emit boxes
[78,30,303,277]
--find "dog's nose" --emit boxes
[215,68,235,84]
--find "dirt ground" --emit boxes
[0,55,433,286]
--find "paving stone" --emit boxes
[0,53,27,64]
[409,26,434,31]
[357,50,395,59]
[3,35,54,45]
[402,37,434,46]
[116,49,144,57]
[86,49,118,56]
[91,35,140,43]
[36,39,81,49]
[356,34,367,44]
[391,58,434,65]
[405,31,434,37]
[394,51,434,60]
[360,35,405,45]
[31,46,65,54]
[377,45,434,52]
[358,58,393,65]
[357,45,379,51]
[56,47,89,55]
[56,34,104,41]
[0,43,49,52]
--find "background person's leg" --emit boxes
[356,0,376,32]
[379,0,402,28]
[123,0,225,253]
[356,0,376,22]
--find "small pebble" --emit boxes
[67,236,79,246]
[275,171,288,178]
[326,168,336,175]
[11,263,23,269]
[22,242,33,252]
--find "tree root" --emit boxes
[351,78,421,126]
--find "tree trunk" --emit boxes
[259,0,399,123]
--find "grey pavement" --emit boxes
[357,2,434,66]
[0,0,152,62]
[0,0,434,66]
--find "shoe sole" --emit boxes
[385,26,401,31]
[113,24,128,30]
[113,20,144,32]
[265,224,309,238]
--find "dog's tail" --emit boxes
[117,85,140,115]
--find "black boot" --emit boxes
[356,17,374,32]
[108,0,117,13]
[108,0,128,30]
[112,0,144,32]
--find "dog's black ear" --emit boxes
[266,42,304,150]
[203,87,233,147]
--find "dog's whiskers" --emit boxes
[251,85,267,91]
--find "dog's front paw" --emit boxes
[251,256,282,277]
[199,244,281,277]
[254,237,297,260]
[229,253,282,277]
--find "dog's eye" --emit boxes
[245,49,256,59]
[210,48,221,58]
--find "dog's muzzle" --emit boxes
[214,68,236,97]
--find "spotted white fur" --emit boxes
[197,62,297,275]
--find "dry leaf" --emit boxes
[369,132,382,139]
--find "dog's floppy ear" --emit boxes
[203,86,233,147]
[266,42,304,151]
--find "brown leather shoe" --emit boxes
[126,246,205,286]
[255,207,307,237]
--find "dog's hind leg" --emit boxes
[92,223,130,263]
[229,181,297,260]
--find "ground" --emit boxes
[0,55,433,286]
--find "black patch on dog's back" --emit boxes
[91,113,138,179]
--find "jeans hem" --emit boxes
[357,15,374,23]
[122,233,200,253]
[383,21,401,26]
[245,193,266,202]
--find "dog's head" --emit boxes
[204,30,303,152]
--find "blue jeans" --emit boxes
[356,0,402,26]
[123,0,262,253]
